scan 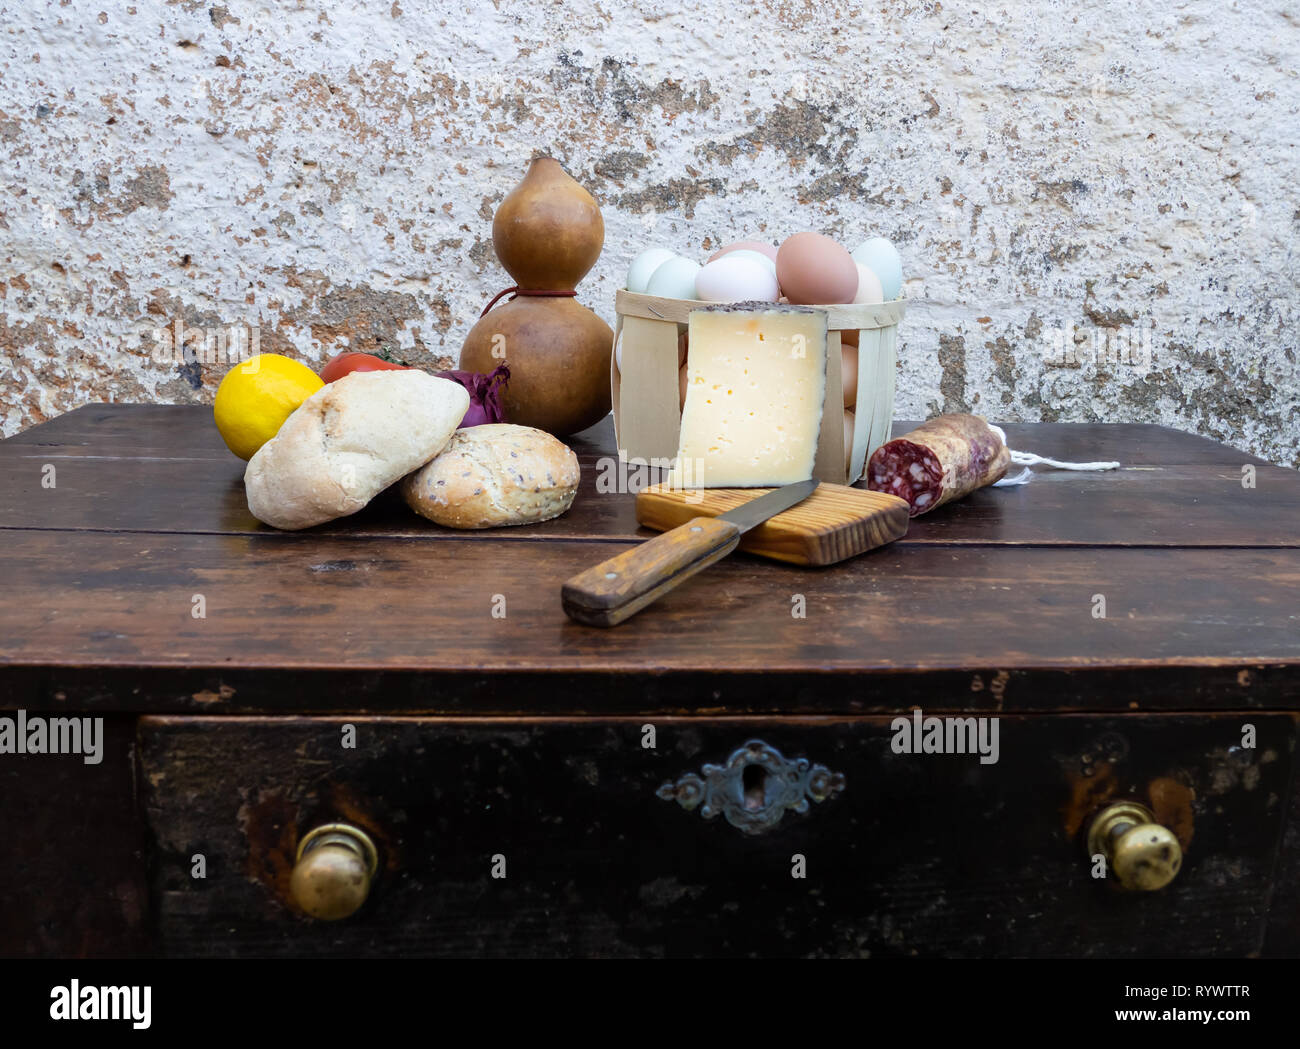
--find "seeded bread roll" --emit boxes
[401,423,580,529]
[245,370,469,530]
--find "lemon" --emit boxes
[213,354,324,460]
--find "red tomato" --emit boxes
[319,352,411,383]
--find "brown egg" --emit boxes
[707,240,779,263]
[776,233,859,305]
[839,328,859,348]
[677,330,688,367]
[679,361,689,409]
[843,409,856,474]
[841,343,858,409]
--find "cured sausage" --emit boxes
[866,414,1010,516]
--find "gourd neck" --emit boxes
[480,286,578,317]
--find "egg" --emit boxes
[841,343,858,409]
[645,256,702,300]
[695,255,780,303]
[840,328,859,348]
[679,361,689,408]
[724,249,778,276]
[776,233,859,305]
[852,263,884,305]
[626,248,678,293]
[843,409,856,474]
[850,238,902,300]
[707,240,779,264]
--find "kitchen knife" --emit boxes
[561,479,820,627]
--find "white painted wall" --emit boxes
[1,0,1297,464]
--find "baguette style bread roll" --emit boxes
[245,370,469,530]
[401,423,580,529]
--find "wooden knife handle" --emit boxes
[562,517,742,627]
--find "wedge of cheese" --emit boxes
[668,303,828,488]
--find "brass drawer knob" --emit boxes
[290,823,379,920]
[1088,801,1182,892]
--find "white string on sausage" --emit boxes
[987,424,1121,488]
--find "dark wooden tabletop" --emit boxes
[1,405,1297,714]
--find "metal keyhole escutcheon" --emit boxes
[656,740,846,836]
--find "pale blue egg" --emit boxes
[644,256,702,300]
[626,248,677,293]
[850,238,902,300]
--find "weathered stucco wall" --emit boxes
[1,0,1297,464]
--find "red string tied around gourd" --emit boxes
[479,286,577,317]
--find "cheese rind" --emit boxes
[668,303,828,488]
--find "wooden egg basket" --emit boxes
[610,289,906,485]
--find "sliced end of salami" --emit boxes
[866,439,943,517]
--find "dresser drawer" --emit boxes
[138,714,1295,957]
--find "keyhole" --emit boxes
[742,764,768,811]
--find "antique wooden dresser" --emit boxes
[2,405,1298,957]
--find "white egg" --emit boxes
[850,238,902,300]
[645,256,702,300]
[694,255,780,303]
[721,249,778,276]
[626,248,678,293]
[852,263,884,304]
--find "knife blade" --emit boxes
[715,477,819,533]
[561,479,821,627]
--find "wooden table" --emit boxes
[2,405,1298,957]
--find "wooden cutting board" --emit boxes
[635,482,910,566]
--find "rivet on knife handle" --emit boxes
[562,516,741,627]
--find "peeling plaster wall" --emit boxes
[1,0,1297,464]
